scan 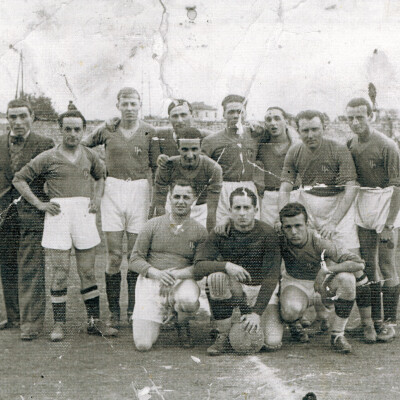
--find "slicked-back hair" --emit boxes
[229,187,257,208]
[279,202,308,224]
[170,179,197,196]
[295,110,324,129]
[168,99,193,115]
[266,106,287,120]
[346,98,373,116]
[117,87,141,101]
[7,99,34,115]
[58,110,87,130]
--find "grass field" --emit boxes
[1,120,400,400]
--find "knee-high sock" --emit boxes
[382,284,400,323]
[105,272,121,317]
[51,289,67,323]
[370,282,382,322]
[127,270,138,317]
[331,298,354,337]
[81,285,100,320]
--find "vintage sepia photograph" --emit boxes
[1,1,400,399]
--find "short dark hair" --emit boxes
[295,110,324,129]
[170,179,197,195]
[168,99,193,115]
[279,202,308,224]
[266,106,287,120]
[7,99,33,115]
[117,87,141,101]
[177,127,203,147]
[58,110,87,129]
[221,94,246,110]
[229,187,257,208]
[346,97,373,116]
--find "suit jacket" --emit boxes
[0,132,55,230]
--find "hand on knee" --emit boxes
[208,272,232,300]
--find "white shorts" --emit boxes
[166,194,207,228]
[268,270,321,307]
[260,190,299,227]
[132,275,199,324]
[297,190,359,249]
[42,197,101,250]
[101,177,150,234]
[355,187,400,233]
[217,181,260,222]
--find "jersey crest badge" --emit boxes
[369,159,376,169]
[82,169,90,180]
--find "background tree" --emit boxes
[20,93,58,121]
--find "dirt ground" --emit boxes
[2,245,400,400]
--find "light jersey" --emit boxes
[14,144,105,199]
[82,120,155,181]
[201,127,259,182]
[347,128,400,188]
[280,230,364,281]
[281,137,357,196]
[149,127,211,175]
[194,219,281,286]
[130,214,208,276]
[155,155,222,206]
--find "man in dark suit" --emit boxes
[0,98,54,340]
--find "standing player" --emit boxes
[0,98,54,340]
[264,203,365,353]
[201,95,262,222]
[82,87,155,329]
[257,106,299,227]
[346,97,400,342]
[129,180,208,351]
[153,127,222,230]
[13,107,117,341]
[194,187,282,355]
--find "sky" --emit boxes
[0,0,400,120]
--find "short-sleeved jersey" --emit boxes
[194,219,281,286]
[347,129,400,188]
[201,128,259,182]
[82,120,155,181]
[149,127,211,175]
[281,138,357,196]
[130,214,208,276]
[280,230,364,281]
[14,144,105,199]
[155,155,222,205]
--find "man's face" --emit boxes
[61,117,84,149]
[223,102,246,129]
[170,185,196,217]
[264,109,286,138]
[7,107,33,137]
[230,194,256,231]
[178,138,201,168]
[169,103,193,134]
[116,94,141,122]
[298,117,324,150]
[281,214,308,247]
[346,105,370,136]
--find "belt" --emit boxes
[264,187,280,191]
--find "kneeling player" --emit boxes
[264,202,366,353]
[13,107,118,341]
[129,180,208,351]
[194,187,282,355]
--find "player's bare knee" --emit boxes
[335,272,356,298]
[176,299,200,314]
[106,249,123,274]
[134,339,153,352]
[280,299,304,322]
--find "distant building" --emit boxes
[192,102,218,121]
